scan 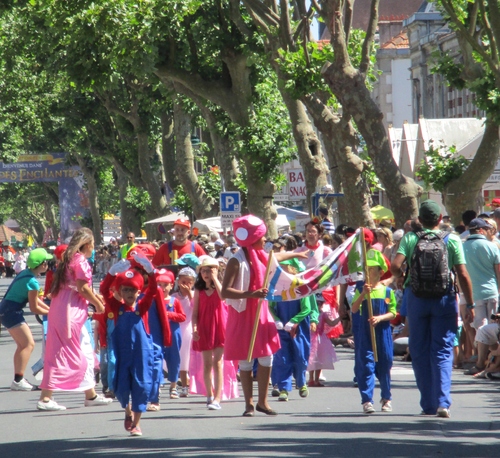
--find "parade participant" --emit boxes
[192,256,227,410]
[38,229,111,411]
[153,218,205,266]
[102,256,158,437]
[391,200,474,418]
[221,215,281,417]
[118,232,137,260]
[158,270,186,401]
[269,258,311,402]
[352,250,396,414]
[172,266,197,397]
[0,248,52,391]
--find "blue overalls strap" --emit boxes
[191,242,195,253]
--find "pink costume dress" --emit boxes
[307,303,338,371]
[189,289,238,399]
[224,249,280,362]
[41,252,95,392]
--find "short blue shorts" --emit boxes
[0,310,26,329]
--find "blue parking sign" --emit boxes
[220,192,241,212]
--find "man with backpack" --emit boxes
[391,200,474,418]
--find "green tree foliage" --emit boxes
[415,142,469,193]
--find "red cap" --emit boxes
[115,269,144,291]
[362,228,375,246]
[128,244,156,259]
[156,268,175,284]
[174,218,191,229]
[54,244,68,260]
[491,198,500,206]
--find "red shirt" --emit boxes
[153,240,205,267]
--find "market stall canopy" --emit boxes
[194,214,291,234]
[144,212,188,225]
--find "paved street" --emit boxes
[0,278,499,457]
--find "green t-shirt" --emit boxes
[397,230,465,287]
[352,285,397,316]
[4,269,40,304]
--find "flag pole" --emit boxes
[360,228,378,362]
[247,249,274,362]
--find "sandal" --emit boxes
[146,402,161,411]
[473,370,487,379]
[170,388,179,399]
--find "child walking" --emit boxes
[270,258,311,401]
[307,289,341,387]
[157,270,186,400]
[192,256,227,410]
[172,266,197,397]
[100,254,158,436]
[351,249,396,414]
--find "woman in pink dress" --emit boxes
[37,228,112,411]
[221,215,281,417]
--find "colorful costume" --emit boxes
[353,285,395,405]
[163,296,186,384]
[101,271,157,413]
[270,298,311,392]
[41,253,95,392]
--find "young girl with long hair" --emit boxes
[38,228,111,411]
[191,256,227,410]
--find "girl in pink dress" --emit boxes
[38,228,112,411]
[192,256,230,410]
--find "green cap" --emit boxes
[280,257,306,273]
[27,248,53,269]
[419,199,441,221]
[366,249,387,273]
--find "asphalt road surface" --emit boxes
[0,277,498,457]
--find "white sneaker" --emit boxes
[11,379,34,391]
[381,399,392,412]
[37,399,66,411]
[84,394,113,407]
[179,387,188,398]
[363,402,375,414]
[208,401,221,410]
[437,407,450,418]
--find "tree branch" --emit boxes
[483,0,500,64]
[359,0,379,77]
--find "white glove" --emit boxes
[275,321,284,330]
[133,253,155,274]
[284,321,294,332]
[108,259,131,276]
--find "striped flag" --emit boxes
[265,229,364,302]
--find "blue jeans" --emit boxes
[407,289,458,413]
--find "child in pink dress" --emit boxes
[307,287,341,386]
[191,256,238,410]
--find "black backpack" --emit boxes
[410,231,451,298]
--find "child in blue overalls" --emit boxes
[351,249,396,414]
[100,255,158,437]
[270,258,311,401]
[157,270,186,399]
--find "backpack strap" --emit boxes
[191,242,195,253]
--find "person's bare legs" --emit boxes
[180,370,189,388]
[9,323,35,377]
[132,411,142,428]
[476,342,489,370]
[202,350,214,400]
[212,347,224,403]
[240,369,254,413]
[256,364,272,410]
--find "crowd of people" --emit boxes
[1,203,499,435]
